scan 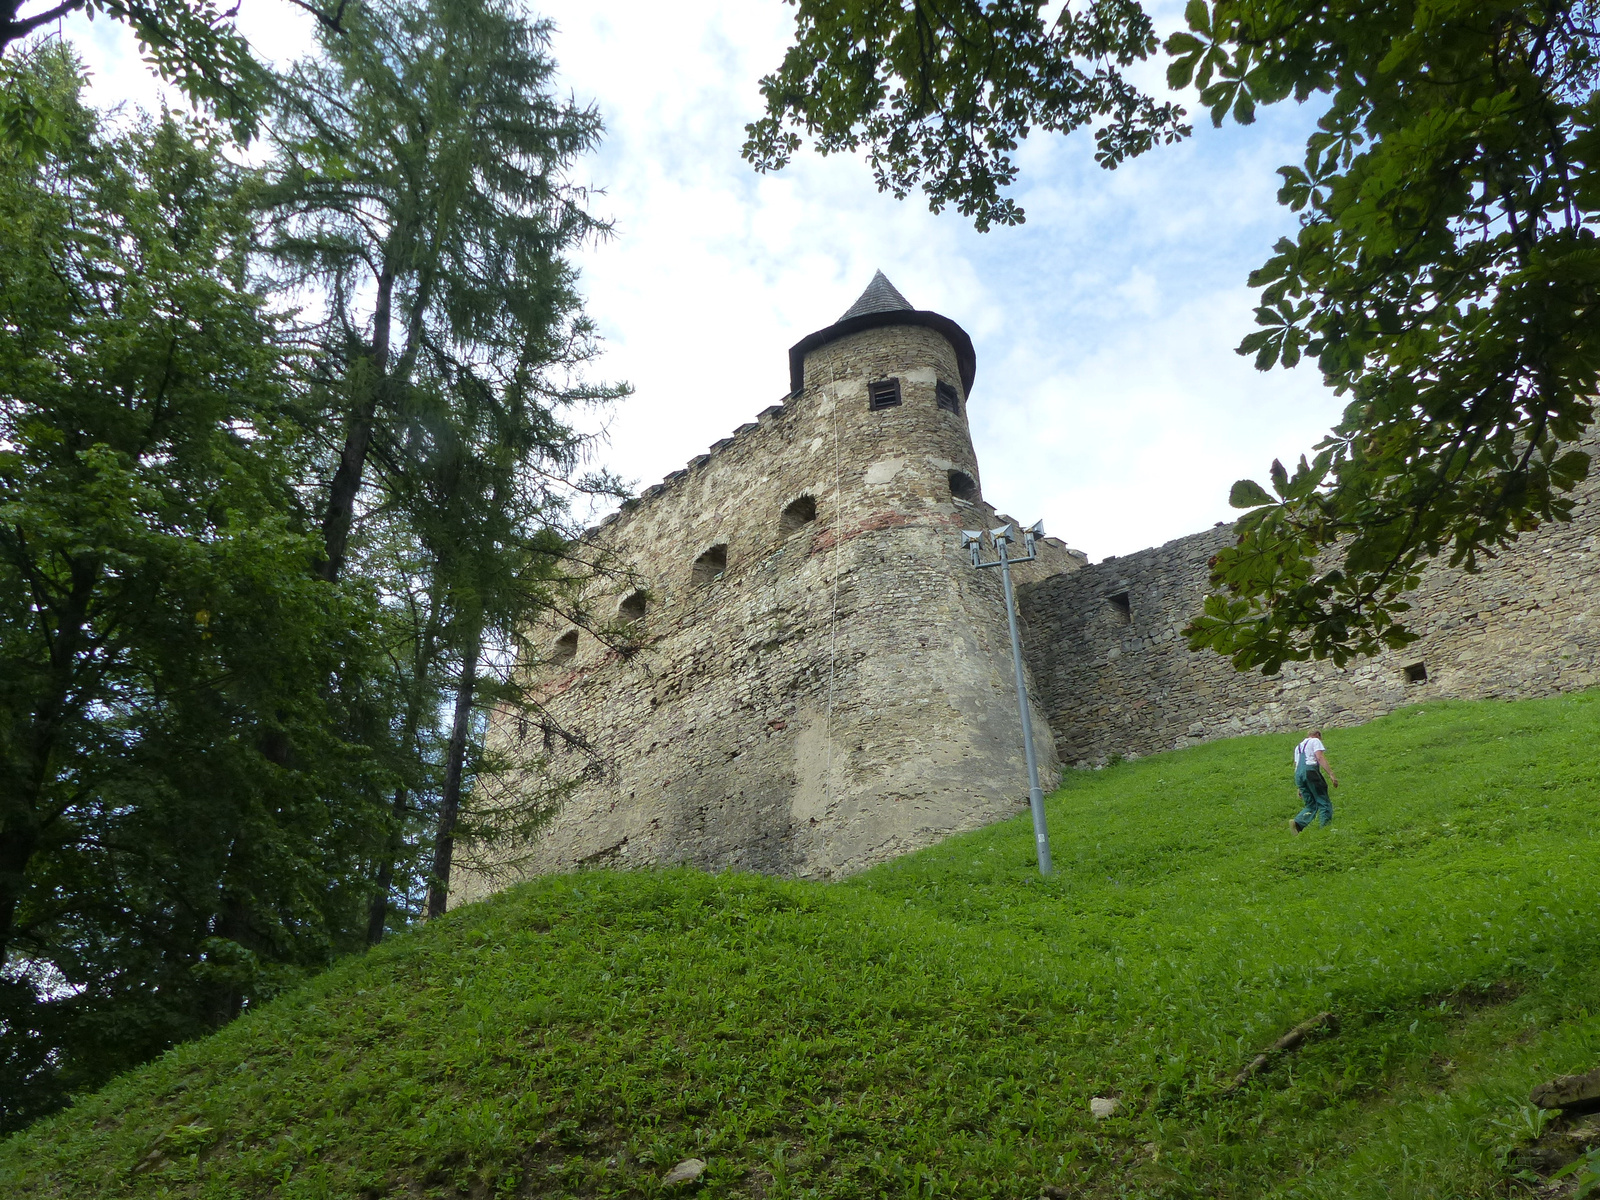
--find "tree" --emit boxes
[1,0,268,144]
[262,0,625,924]
[0,43,378,1130]
[262,0,613,584]
[745,0,1188,230]
[360,532,446,944]
[0,0,629,1127]
[401,369,583,920]
[749,0,1600,672]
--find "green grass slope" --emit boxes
[4,694,1599,1199]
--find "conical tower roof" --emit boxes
[838,270,913,321]
[787,272,977,398]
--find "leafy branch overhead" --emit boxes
[752,0,1600,671]
[1179,0,1600,673]
[742,0,1190,230]
[1,0,271,140]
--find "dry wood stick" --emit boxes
[1225,1011,1339,1091]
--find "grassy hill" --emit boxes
[3,692,1599,1199]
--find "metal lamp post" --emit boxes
[963,521,1054,876]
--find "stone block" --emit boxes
[1532,1067,1600,1110]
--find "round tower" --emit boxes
[454,272,1059,897]
[788,270,984,513]
[777,272,1059,877]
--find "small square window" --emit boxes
[1404,661,1427,684]
[867,378,902,410]
[692,543,728,585]
[936,380,960,412]
[1107,592,1131,625]
[550,629,578,664]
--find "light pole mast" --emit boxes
[963,522,1054,876]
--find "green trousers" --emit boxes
[1294,767,1333,828]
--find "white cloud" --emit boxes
[53,0,1344,561]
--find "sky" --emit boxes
[51,0,1343,561]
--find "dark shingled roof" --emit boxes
[838,270,913,321]
[788,273,977,398]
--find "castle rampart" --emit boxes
[454,273,1600,903]
[453,275,1073,902]
[1017,440,1600,764]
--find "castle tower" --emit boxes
[452,275,1076,900]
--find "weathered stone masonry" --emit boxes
[1016,438,1600,766]
[453,274,1600,902]
[454,274,1076,902]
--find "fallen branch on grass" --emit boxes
[1224,1011,1339,1092]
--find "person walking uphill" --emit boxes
[1291,730,1339,833]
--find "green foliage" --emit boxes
[263,0,613,408]
[260,0,628,922]
[258,0,622,599]
[1180,0,1600,672]
[754,1,1600,669]
[0,0,626,1133]
[1,0,269,142]
[2,692,1596,1196]
[742,0,1189,230]
[0,42,382,1130]
[1552,1147,1600,1198]
[0,46,79,161]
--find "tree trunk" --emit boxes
[365,785,408,945]
[317,268,394,583]
[366,599,442,945]
[205,891,253,1028]
[0,823,39,970]
[0,556,97,966]
[426,630,482,919]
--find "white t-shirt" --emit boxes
[1294,737,1326,771]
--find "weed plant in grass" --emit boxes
[1,694,1597,1198]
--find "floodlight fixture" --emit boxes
[961,529,985,567]
[954,516,1054,876]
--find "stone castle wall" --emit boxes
[1017,445,1600,765]
[452,274,1600,901]
[453,321,1077,904]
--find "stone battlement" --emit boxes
[582,401,790,540]
[1018,438,1600,764]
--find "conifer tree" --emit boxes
[263,0,625,927]
[262,0,613,583]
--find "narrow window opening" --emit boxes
[779,494,817,538]
[550,629,578,665]
[618,590,647,622]
[1108,592,1132,625]
[867,377,902,410]
[1404,661,1428,684]
[936,380,960,413]
[948,470,979,503]
[691,543,728,585]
